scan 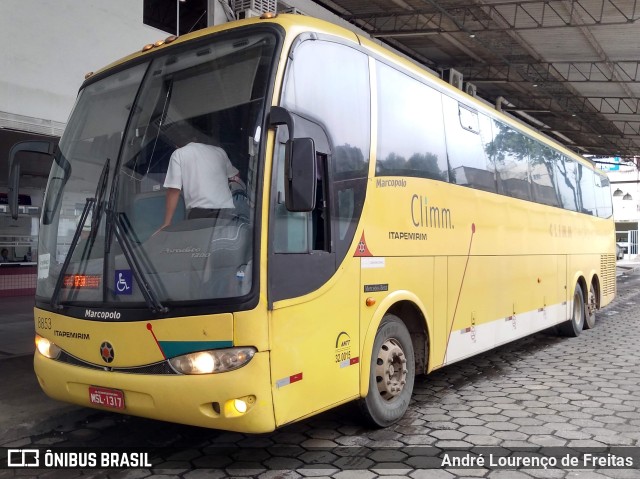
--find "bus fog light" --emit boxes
[223,395,256,417]
[35,334,61,359]
[168,347,256,374]
[234,399,248,413]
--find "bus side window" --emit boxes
[555,155,579,211]
[276,37,369,263]
[273,143,309,253]
[443,97,497,193]
[375,61,448,181]
[491,120,532,201]
[578,164,597,215]
[273,145,330,253]
[595,175,613,218]
[311,154,329,251]
[530,144,562,207]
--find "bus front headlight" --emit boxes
[168,347,256,375]
[35,334,61,359]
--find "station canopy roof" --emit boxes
[312,0,640,163]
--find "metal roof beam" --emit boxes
[454,61,640,83]
[344,0,639,34]
[499,96,640,114]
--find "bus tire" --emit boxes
[584,281,597,330]
[358,314,415,428]
[558,283,585,337]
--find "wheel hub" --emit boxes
[573,291,582,324]
[375,338,408,400]
[588,289,596,316]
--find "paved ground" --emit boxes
[2,266,640,477]
[0,296,35,359]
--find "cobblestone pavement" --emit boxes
[2,272,640,478]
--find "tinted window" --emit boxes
[555,155,579,211]
[578,164,597,215]
[529,143,562,207]
[444,97,497,192]
[595,174,613,218]
[489,120,531,200]
[376,62,448,181]
[281,39,369,177]
[279,39,370,261]
[273,145,309,253]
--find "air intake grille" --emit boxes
[57,351,178,375]
[601,254,616,297]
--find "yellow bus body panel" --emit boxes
[35,308,234,366]
[354,174,615,380]
[34,307,278,432]
[269,255,361,427]
[34,350,275,433]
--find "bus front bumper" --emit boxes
[34,350,276,433]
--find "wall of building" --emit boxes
[610,164,640,223]
[607,162,640,257]
[0,0,164,126]
[0,1,168,292]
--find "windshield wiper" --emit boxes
[51,146,166,313]
[89,156,110,244]
[50,196,96,310]
[50,158,111,309]
[110,209,168,314]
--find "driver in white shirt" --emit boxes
[159,130,240,230]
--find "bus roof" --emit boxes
[87,13,603,176]
[89,14,358,80]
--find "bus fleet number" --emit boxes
[37,317,52,330]
[335,351,350,363]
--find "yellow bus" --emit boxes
[11,13,615,433]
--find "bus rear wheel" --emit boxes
[558,283,585,337]
[584,281,597,330]
[358,314,415,428]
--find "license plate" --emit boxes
[89,386,125,410]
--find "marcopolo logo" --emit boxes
[85,309,121,320]
[376,178,407,188]
[410,194,454,229]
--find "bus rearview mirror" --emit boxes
[8,140,54,219]
[285,137,316,213]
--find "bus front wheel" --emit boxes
[558,283,585,337]
[358,314,415,428]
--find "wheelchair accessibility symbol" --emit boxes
[114,270,132,295]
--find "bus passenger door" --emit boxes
[268,37,370,426]
[268,121,361,427]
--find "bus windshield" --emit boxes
[36,30,277,309]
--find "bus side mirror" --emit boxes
[8,140,54,219]
[285,137,316,212]
[269,106,317,213]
